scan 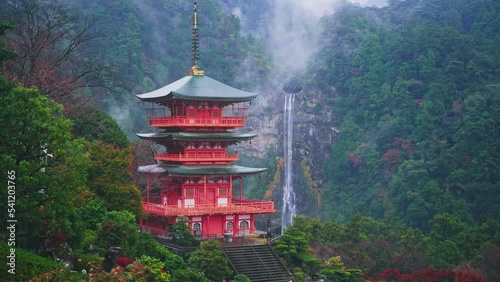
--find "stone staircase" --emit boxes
[222,244,293,282]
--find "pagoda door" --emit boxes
[211,109,220,124]
[198,108,209,123]
[187,108,196,124]
[199,188,215,205]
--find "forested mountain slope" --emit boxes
[310,0,499,231]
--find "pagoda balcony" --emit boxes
[149,116,245,128]
[142,198,275,217]
[155,152,238,162]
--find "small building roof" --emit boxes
[136,132,257,141]
[138,164,266,176]
[136,75,257,103]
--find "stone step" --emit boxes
[223,244,292,282]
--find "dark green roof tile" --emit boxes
[138,164,266,176]
[136,132,257,141]
[136,76,257,102]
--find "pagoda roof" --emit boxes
[136,132,257,141]
[136,75,257,103]
[138,164,266,176]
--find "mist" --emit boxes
[267,0,336,80]
[265,0,386,82]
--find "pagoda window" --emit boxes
[226,221,233,229]
[185,188,195,197]
[193,223,201,231]
[239,221,249,228]
[219,187,227,196]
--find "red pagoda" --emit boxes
[137,1,274,240]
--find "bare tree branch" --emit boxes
[2,0,127,104]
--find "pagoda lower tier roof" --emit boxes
[136,75,257,103]
[138,164,266,176]
[136,132,257,142]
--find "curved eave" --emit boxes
[138,164,266,176]
[136,132,257,141]
[169,165,267,176]
[136,75,257,103]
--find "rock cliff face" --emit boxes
[238,84,338,221]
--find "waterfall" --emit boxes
[281,93,296,233]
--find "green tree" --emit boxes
[429,240,465,269]
[187,240,233,282]
[0,85,89,250]
[85,140,141,216]
[134,255,171,282]
[0,22,16,64]
[169,216,198,247]
[67,105,129,149]
[171,268,210,282]
[273,226,309,267]
[230,274,251,282]
[96,210,138,255]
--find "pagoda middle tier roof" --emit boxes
[138,164,266,176]
[136,132,257,141]
[136,75,257,103]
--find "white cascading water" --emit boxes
[281,93,296,233]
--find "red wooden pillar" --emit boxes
[207,215,210,238]
[202,216,206,238]
[250,214,255,235]
[232,214,238,241]
[229,175,233,204]
[204,175,207,204]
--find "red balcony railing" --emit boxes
[142,198,275,216]
[155,152,238,162]
[149,116,245,128]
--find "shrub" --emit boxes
[374,268,484,282]
[115,256,134,267]
[0,243,81,281]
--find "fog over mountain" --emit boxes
[226,0,387,82]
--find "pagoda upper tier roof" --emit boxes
[136,75,257,103]
[136,132,257,141]
[138,164,266,176]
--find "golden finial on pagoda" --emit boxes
[188,0,204,76]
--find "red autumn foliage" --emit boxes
[50,233,67,247]
[373,268,484,282]
[381,149,401,172]
[115,256,134,267]
[377,188,388,201]
[393,137,405,148]
[349,152,363,168]
[392,137,414,157]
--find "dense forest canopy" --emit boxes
[0,0,499,281]
[311,0,499,232]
